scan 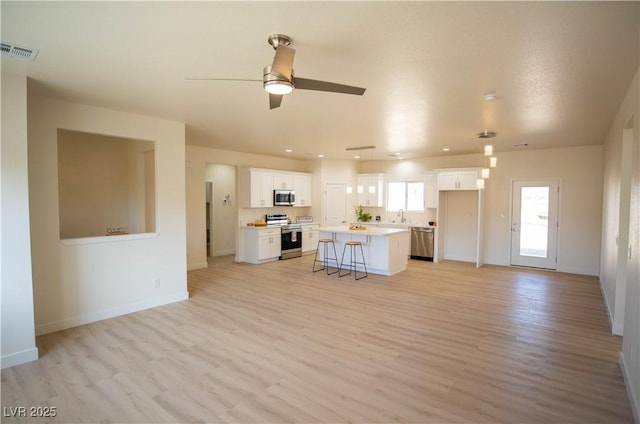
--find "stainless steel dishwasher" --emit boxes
[410,227,434,261]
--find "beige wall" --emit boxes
[205,164,237,256]
[57,130,129,238]
[359,145,604,275]
[1,72,38,368]
[601,64,640,417]
[28,96,188,335]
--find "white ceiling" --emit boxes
[2,1,638,160]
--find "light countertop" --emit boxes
[319,225,409,237]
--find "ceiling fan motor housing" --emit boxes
[263,65,294,94]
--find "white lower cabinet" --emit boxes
[242,227,281,264]
[301,224,320,253]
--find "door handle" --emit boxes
[511,223,520,232]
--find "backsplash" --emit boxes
[238,207,312,226]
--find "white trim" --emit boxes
[212,249,235,256]
[187,262,208,271]
[35,291,189,336]
[60,232,160,246]
[599,277,616,332]
[620,352,640,424]
[1,347,39,369]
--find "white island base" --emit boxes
[318,226,410,276]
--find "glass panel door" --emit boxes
[511,180,559,269]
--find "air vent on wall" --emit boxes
[1,42,38,61]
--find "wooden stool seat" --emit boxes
[339,241,368,280]
[312,239,339,274]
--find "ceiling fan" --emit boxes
[188,34,366,110]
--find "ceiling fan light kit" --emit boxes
[263,65,294,95]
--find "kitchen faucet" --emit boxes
[398,208,405,223]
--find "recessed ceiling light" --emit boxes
[285,149,292,153]
[484,93,497,102]
[442,147,450,152]
[317,154,324,158]
[354,155,360,159]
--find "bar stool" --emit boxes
[312,238,339,275]
[339,241,368,280]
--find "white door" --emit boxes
[324,183,347,226]
[511,179,559,269]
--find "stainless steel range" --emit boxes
[265,214,302,260]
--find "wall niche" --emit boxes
[57,129,155,239]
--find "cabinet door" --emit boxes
[248,170,274,207]
[457,170,479,190]
[369,174,384,207]
[293,174,312,207]
[258,234,280,260]
[437,172,459,190]
[356,175,369,206]
[273,173,294,190]
[356,174,383,207]
[302,228,319,252]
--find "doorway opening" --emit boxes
[206,182,213,257]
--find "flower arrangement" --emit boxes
[354,205,372,222]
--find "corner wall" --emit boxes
[1,73,38,368]
[600,59,640,423]
[28,96,188,335]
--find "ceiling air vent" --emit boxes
[1,42,38,61]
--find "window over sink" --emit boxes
[387,181,424,212]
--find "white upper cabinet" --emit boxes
[273,173,295,190]
[293,174,312,207]
[356,173,384,207]
[240,168,274,208]
[239,168,312,208]
[437,169,480,191]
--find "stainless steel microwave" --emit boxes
[274,189,295,206]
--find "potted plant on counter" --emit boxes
[354,205,372,222]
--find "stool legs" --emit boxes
[339,242,368,280]
[312,239,339,275]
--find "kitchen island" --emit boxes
[318,225,410,276]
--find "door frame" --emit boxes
[510,178,560,270]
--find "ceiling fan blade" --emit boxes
[185,78,261,82]
[271,45,295,79]
[294,77,366,95]
[269,93,283,109]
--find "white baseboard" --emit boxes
[212,249,235,256]
[1,347,39,369]
[598,277,616,332]
[620,352,640,424]
[35,291,189,336]
[187,262,208,271]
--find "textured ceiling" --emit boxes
[2,1,638,160]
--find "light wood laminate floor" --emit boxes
[2,255,634,423]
